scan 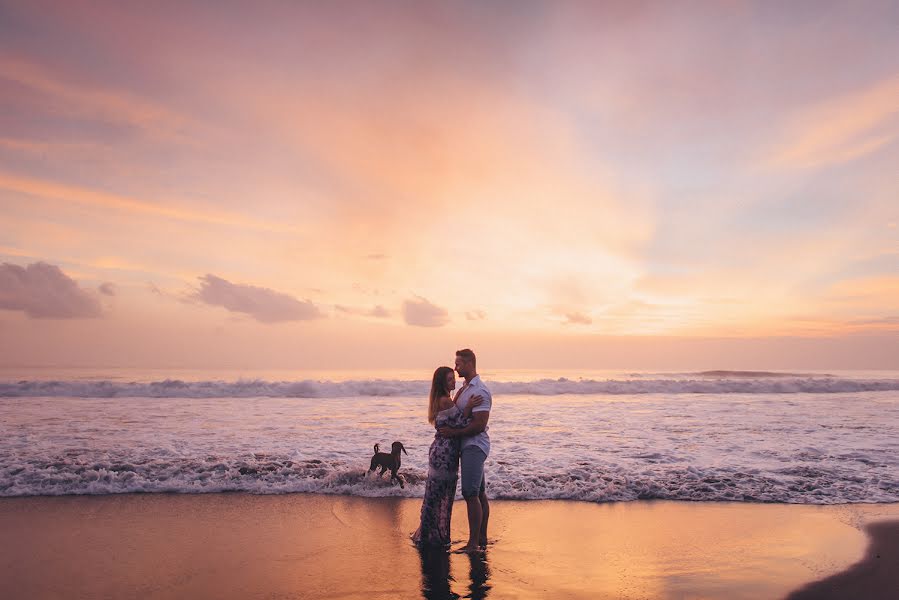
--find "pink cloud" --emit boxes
[335,304,392,319]
[0,262,102,318]
[403,296,449,328]
[195,274,322,323]
[565,312,593,325]
[369,305,391,318]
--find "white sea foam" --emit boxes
[1,388,897,503]
[1,375,897,398]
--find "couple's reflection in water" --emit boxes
[418,545,491,600]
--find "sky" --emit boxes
[0,1,897,370]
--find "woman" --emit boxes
[412,366,482,547]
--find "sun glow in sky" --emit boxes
[1,1,897,369]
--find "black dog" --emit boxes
[368,441,408,488]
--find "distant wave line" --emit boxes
[1,376,897,398]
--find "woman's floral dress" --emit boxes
[412,404,469,547]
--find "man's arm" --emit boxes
[438,411,489,438]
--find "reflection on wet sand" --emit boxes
[418,546,456,600]
[418,547,491,600]
[465,551,492,599]
[4,495,898,599]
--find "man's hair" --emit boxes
[455,348,476,367]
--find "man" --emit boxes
[437,348,492,553]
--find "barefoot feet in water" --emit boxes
[453,543,484,554]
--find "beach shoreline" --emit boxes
[1,493,897,599]
[786,519,899,599]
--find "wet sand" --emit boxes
[786,519,899,599]
[0,494,897,599]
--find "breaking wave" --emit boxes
[2,451,896,504]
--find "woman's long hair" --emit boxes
[428,366,455,424]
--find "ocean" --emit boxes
[1,368,897,504]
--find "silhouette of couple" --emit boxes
[412,348,492,555]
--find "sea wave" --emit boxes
[2,451,895,504]
[1,376,897,398]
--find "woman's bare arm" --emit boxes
[438,411,489,438]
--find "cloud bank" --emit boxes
[195,274,322,323]
[0,262,102,318]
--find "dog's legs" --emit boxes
[390,469,404,488]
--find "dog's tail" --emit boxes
[373,443,380,455]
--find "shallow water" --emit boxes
[1,369,897,502]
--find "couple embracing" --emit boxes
[412,348,492,554]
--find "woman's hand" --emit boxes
[463,394,484,418]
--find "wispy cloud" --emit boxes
[369,305,391,318]
[146,281,192,304]
[823,275,899,314]
[764,75,899,169]
[335,304,392,318]
[0,261,102,318]
[0,55,192,142]
[848,315,899,328]
[194,274,323,323]
[0,245,35,259]
[0,136,103,156]
[0,171,303,234]
[564,312,592,325]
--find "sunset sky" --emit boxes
[1,1,897,370]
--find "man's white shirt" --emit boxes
[454,374,492,456]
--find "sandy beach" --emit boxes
[786,519,899,599]
[3,2,898,599]
[1,494,897,599]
